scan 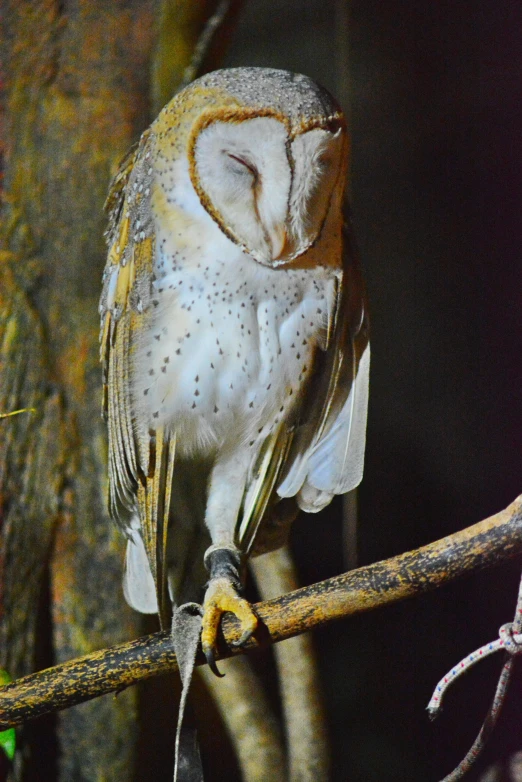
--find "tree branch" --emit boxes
[1,495,521,731]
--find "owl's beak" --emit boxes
[270,226,290,261]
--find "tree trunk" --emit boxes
[1,2,155,778]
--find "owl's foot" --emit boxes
[201,547,258,677]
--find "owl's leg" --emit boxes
[202,453,258,675]
[201,546,258,675]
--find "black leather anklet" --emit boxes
[204,547,243,591]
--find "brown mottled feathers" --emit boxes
[101,130,174,627]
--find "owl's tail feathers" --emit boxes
[123,518,159,614]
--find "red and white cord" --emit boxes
[429,571,522,781]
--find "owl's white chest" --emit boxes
[133,240,336,458]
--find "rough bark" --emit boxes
[1,1,155,777]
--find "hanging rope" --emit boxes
[429,571,522,781]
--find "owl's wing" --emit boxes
[276,222,370,513]
[238,422,294,554]
[100,132,174,627]
[239,222,369,556]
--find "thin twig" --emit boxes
[1,495,522,731]
[181,0,234,88]
[151,0,244,115]
[0,408,36,419]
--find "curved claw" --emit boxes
[203,645,225,678]
[230,624,257,648]
[201,577,258,676]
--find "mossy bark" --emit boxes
[1,1,155,778]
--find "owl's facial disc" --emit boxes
[288,127,345,253]
[192,116,290,264]
[191,116,344,266]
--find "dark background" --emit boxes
[226,2,522,780]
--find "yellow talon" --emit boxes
[201,577,258,675]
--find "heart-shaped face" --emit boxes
[189,109,346,267]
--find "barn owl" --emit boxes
[99,67,369,672]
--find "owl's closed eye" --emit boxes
[189,113,345,265]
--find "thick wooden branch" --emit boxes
[1,495,521,730]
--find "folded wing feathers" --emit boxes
[238,424,293,555]
[135,429,176,629]
[102,134,175,625]
[277,227,370,512]
[306,342,369,495]
[124,518,159,614]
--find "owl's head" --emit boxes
[172,69,347,267]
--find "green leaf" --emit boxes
[0,670,11,686]
[0,728,16,761]
[0,670,16,761]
